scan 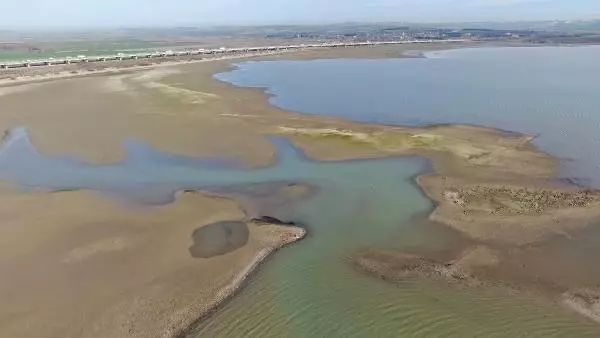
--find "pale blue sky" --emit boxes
[1,0,599,28]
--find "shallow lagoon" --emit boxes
[2,126,597,336]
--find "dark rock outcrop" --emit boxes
[250,215,296,226]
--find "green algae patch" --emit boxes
[277,126,449,153]
[276,126,525,173]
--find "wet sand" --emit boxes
[0,188,304,338]
[2,42,600,335]
[189,221,250,258]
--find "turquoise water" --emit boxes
[217,46,600,187]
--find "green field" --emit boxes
[0,40,168,62]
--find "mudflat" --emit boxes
[0,189,304,338]
[2,43,600,336]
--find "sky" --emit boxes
[1,0,599,28]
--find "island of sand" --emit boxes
[2,43,600,337]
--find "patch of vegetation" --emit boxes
[456,186,600,215]
[278,127,444,151]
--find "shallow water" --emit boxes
[217,45,600,186]
[2,127,597,336]
[5,45,600,336]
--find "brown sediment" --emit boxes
[1,42,599,335]
[0,185,306,338]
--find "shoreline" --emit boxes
[204,47,600,325]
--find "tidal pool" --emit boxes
[190,163,600,337]
[189,221,250,258]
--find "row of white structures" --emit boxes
[0,39,465,69]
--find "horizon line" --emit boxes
[0,18,598,32]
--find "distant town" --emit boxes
[1,21,599,68]
[254,22,600,44]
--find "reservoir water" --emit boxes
[2,46,600,337]
[216,46,600,187]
